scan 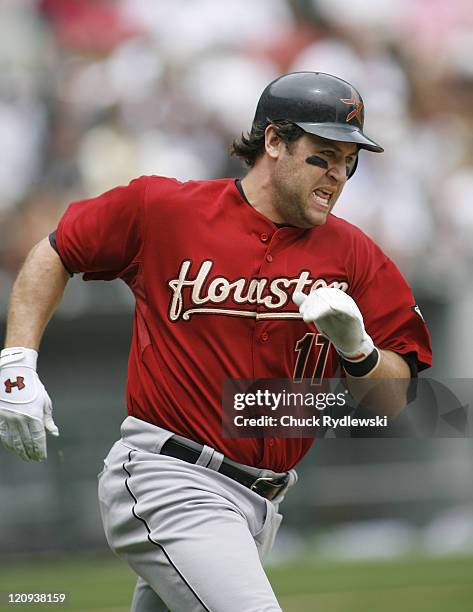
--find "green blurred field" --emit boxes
[0,554,472,611]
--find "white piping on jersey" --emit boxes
[180,308,303,321]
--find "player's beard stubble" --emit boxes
[271,151,341,229]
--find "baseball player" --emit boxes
[0,72,432,611]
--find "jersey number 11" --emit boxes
[293,333,330,385]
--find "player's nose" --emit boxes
[326,159,349,183]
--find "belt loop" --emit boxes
[195,445,214,468]
[207,450,224,472]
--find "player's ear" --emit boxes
[264,124,284,160]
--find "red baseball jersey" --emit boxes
[55,176,432,471]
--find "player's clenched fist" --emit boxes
[0,347,59,461]
[293,288,375,361]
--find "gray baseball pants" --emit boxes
[98,416,296,612]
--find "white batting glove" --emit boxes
[0,347,59,461]
[293,288,375,361]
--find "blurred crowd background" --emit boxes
[1,0,473,574]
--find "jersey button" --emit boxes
[260,332,269,342]
[269,439,274,447]
[260,233,269,242]
[266,254,273,263]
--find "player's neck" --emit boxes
[240,165,284,225]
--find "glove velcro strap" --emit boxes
[341,347,380,378]
[0,347,38,370]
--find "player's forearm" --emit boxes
[346,350,410,417]
[4,237,70,350]
[354,349,410,379]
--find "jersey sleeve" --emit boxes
[55,176,147,283]
[349,241,432,372]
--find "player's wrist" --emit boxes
[340,346,380,377]
[335,334,380,377]
[0,347,38,370]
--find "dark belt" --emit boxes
[160,435,289,501]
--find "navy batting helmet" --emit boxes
[253,72,383,176]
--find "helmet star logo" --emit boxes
[340,91,363,123]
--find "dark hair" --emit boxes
[231,120,305,167]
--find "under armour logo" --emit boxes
[4,377,26,393]
[340,91,363,124]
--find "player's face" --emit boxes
[271,133,358,228]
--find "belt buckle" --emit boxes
[250,475,289,501]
